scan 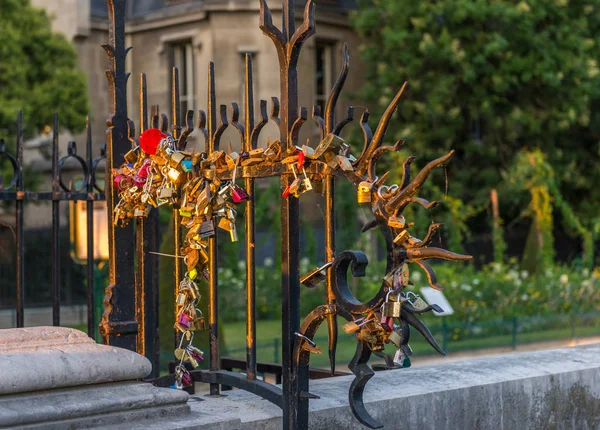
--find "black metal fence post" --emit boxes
[99,0,138,350]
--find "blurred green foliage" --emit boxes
[217,257,600,328]
[351,0,600,250]
[0,0,88,139]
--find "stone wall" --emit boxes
[159,343,600,429]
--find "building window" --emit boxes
[172,42,195,114]
[315,41,334,115]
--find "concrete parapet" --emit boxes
[145,343,600,429]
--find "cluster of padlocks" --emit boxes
[113,128,361,388]
[301,261,443,368]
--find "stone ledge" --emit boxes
[139,343,600,429]
[0,381,190,429]
[0,326,151,395]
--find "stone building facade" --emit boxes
[33,0,368,154]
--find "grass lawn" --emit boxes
[222,317,600,369]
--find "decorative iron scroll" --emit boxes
[106,0,471,427]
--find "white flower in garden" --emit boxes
[520,270,529,279]
[582,280,592,289]
[545,268,553,277]
[472,278,480,285]
[560,274,569,285]
[520,294,529,301]
[412,271,422,282]
[491,262,502,273]
[264,257,273,267]
[460,284,472,292]
[237,260,246,270]
[514,279,522,287]
[451,281,458,288]
[582,268,590,277]
[475,291,482,298]
[300,257,310,271]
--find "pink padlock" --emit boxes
[177,312,192,329]
[187,346,204,362]
[137,159,152,178]
[231,185,250,203]
[133,174,147,188]
[113,174,133,191]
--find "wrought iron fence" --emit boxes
[1,0,475,428]
[99,0,476,428]
[0,112,106,339]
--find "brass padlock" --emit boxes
[167,167,181,183]
[342,320,361,334]
[300,261,332,288]
[191,311,206,331]
[357,181,373,204]
[388,215,406,229]
[169,151,186,168]
[393,230,410,245]
[381,298,402,318]
[123,148,139,164]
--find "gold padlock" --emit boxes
[123,148,138,164]
[381,300,402,318]
[357,181,373,204]
[388,215,406,229]
[342,320,363,334]
[393,230,410,245]
[169,151,186,168]
[167,167,181,183]
[187,354,200,369]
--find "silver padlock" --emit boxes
[407,292,428,311]
[387,329,401,348]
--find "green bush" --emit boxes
[217,256,600,327]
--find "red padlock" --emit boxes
[282,184,291,197]
[181,369,192,386]
[380,315,394,332]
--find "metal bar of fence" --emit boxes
[51,113,61,326]
[171,67,183,355]
[244,53,258,381]
[0,192,105,201]
[15,110,24,328]
[86,116,95,338]
[206,62,221,396]
[139,73,160,377]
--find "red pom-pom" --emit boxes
[139,128,165,155]
[297,151,305,169]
